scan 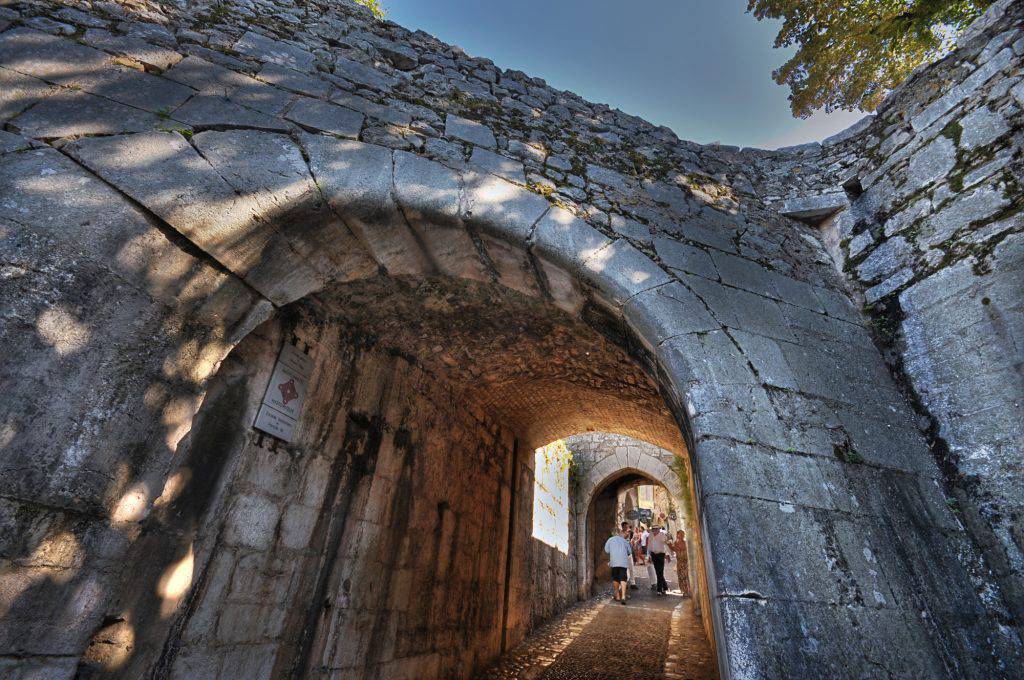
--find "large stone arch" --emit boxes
[56,127,703,450]
[3,128,719,678]
[0,1,1020,677]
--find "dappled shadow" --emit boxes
[1,118,706,677]
[6,2,1015,677]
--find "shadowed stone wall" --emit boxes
[71,308,523,679]
[73,303,579,679]
[0,0,1022,677]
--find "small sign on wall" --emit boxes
[253,342,313,443]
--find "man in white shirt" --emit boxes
[620,522,638,589]
[647,525,670,595]
[640,524,657,588]
[604,529,632,605]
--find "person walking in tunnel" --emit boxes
[645,546,658,590]
[670,528,691,597]
[621,522,639,590]
[648,525,670,595]
[604,528,632,605]
[630,528,642,590]
[630,527,644,566]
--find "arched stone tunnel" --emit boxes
[99,274,701,679]
[567,434,701,602]
[1,0,1022,678]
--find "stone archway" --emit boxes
[569,435,688,595]
[2,124,720,678]
[32,128,721,678]
[0,120,1005,680]
[583,469,678,592]
[566,432,714,648]
[2,2,1020,677]
[0,124,999,679]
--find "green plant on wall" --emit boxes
[669,455,697,527]
[538,439,574,495]
[355,0,386,20]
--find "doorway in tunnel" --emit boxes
[588,473,678,595]
[95,273,716,680]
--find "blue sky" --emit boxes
[383,0,866,149]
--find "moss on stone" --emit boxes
[833,439,864,464]
[940,120,963,146]
[191,2,233,30]
[450,89,504,120]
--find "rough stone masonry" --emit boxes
[0,0,1021,678]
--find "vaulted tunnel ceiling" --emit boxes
[303,275,688,455]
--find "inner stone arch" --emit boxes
[584,469,677,593]
[565,432,713,644]
[102,271,711,679]
[568,434,691,591]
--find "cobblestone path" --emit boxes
[478,571,718,679]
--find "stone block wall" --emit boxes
[91,310,525,679]
[0,0,1022,677]
[0,125,272,680]
[808,0,1024,630]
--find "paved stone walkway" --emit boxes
[478,568,718,680]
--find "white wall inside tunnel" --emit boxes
[531,441,571,554]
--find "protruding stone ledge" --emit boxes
[774,192,849,224]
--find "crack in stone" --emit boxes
[52,142,267,302]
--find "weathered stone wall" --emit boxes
[585,479,620,594]
[0,0,1022,677]
[776,0,1024,634]
[0,117,272,680]
[74,309,527,679]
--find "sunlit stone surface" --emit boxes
[0,0,1021,677]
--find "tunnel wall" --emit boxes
[129,307,585,680]
[122,310,566,679]
[0,0,1022,678]
[587,482,619,595]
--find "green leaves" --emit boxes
[747,0,991,116]
[354,0,387,21]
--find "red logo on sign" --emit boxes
[278,378,299,404]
